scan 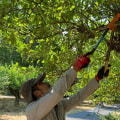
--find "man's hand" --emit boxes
[73,52,91,71]
[95,65,111,81]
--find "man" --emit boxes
[21,53,110,120]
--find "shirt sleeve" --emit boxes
[25,67,77,120]
[60,77,100,113]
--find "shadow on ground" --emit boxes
[66,104,120,120]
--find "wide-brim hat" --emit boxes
[21,72,46,104]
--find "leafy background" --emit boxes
[0,0,120,105]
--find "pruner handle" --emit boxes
[108,13,120,31]
[85,48,96,58]
[104,61,109,73]
[84,51,93,58]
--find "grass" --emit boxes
[98,112,120,120]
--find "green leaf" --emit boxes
[57,6,62,10]
[70,5,75,11]
[95,2,99,6]
[22,67,26,70]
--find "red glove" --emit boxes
[73,52,91,71]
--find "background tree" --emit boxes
[0,63,40,105]
[0,0,120,104]
[0,44,29,66]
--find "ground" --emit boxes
[0,96,95,120]
[0,96,27,120]
[0,96,120,120]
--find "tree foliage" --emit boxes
[0,63,39,105]
[0,0,120,104]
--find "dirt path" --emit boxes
[0,95,27,120]
[0,112,26,120]
[66,104,95,115]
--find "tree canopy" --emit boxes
[0,0,120,104]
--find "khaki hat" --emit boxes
[21,72,46,104]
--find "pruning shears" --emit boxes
[86,13,120,73]
[90,13,120,55]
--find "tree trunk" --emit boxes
[9,88,21,106]
[14,91,20,106]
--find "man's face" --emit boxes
[33,83,49,99]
